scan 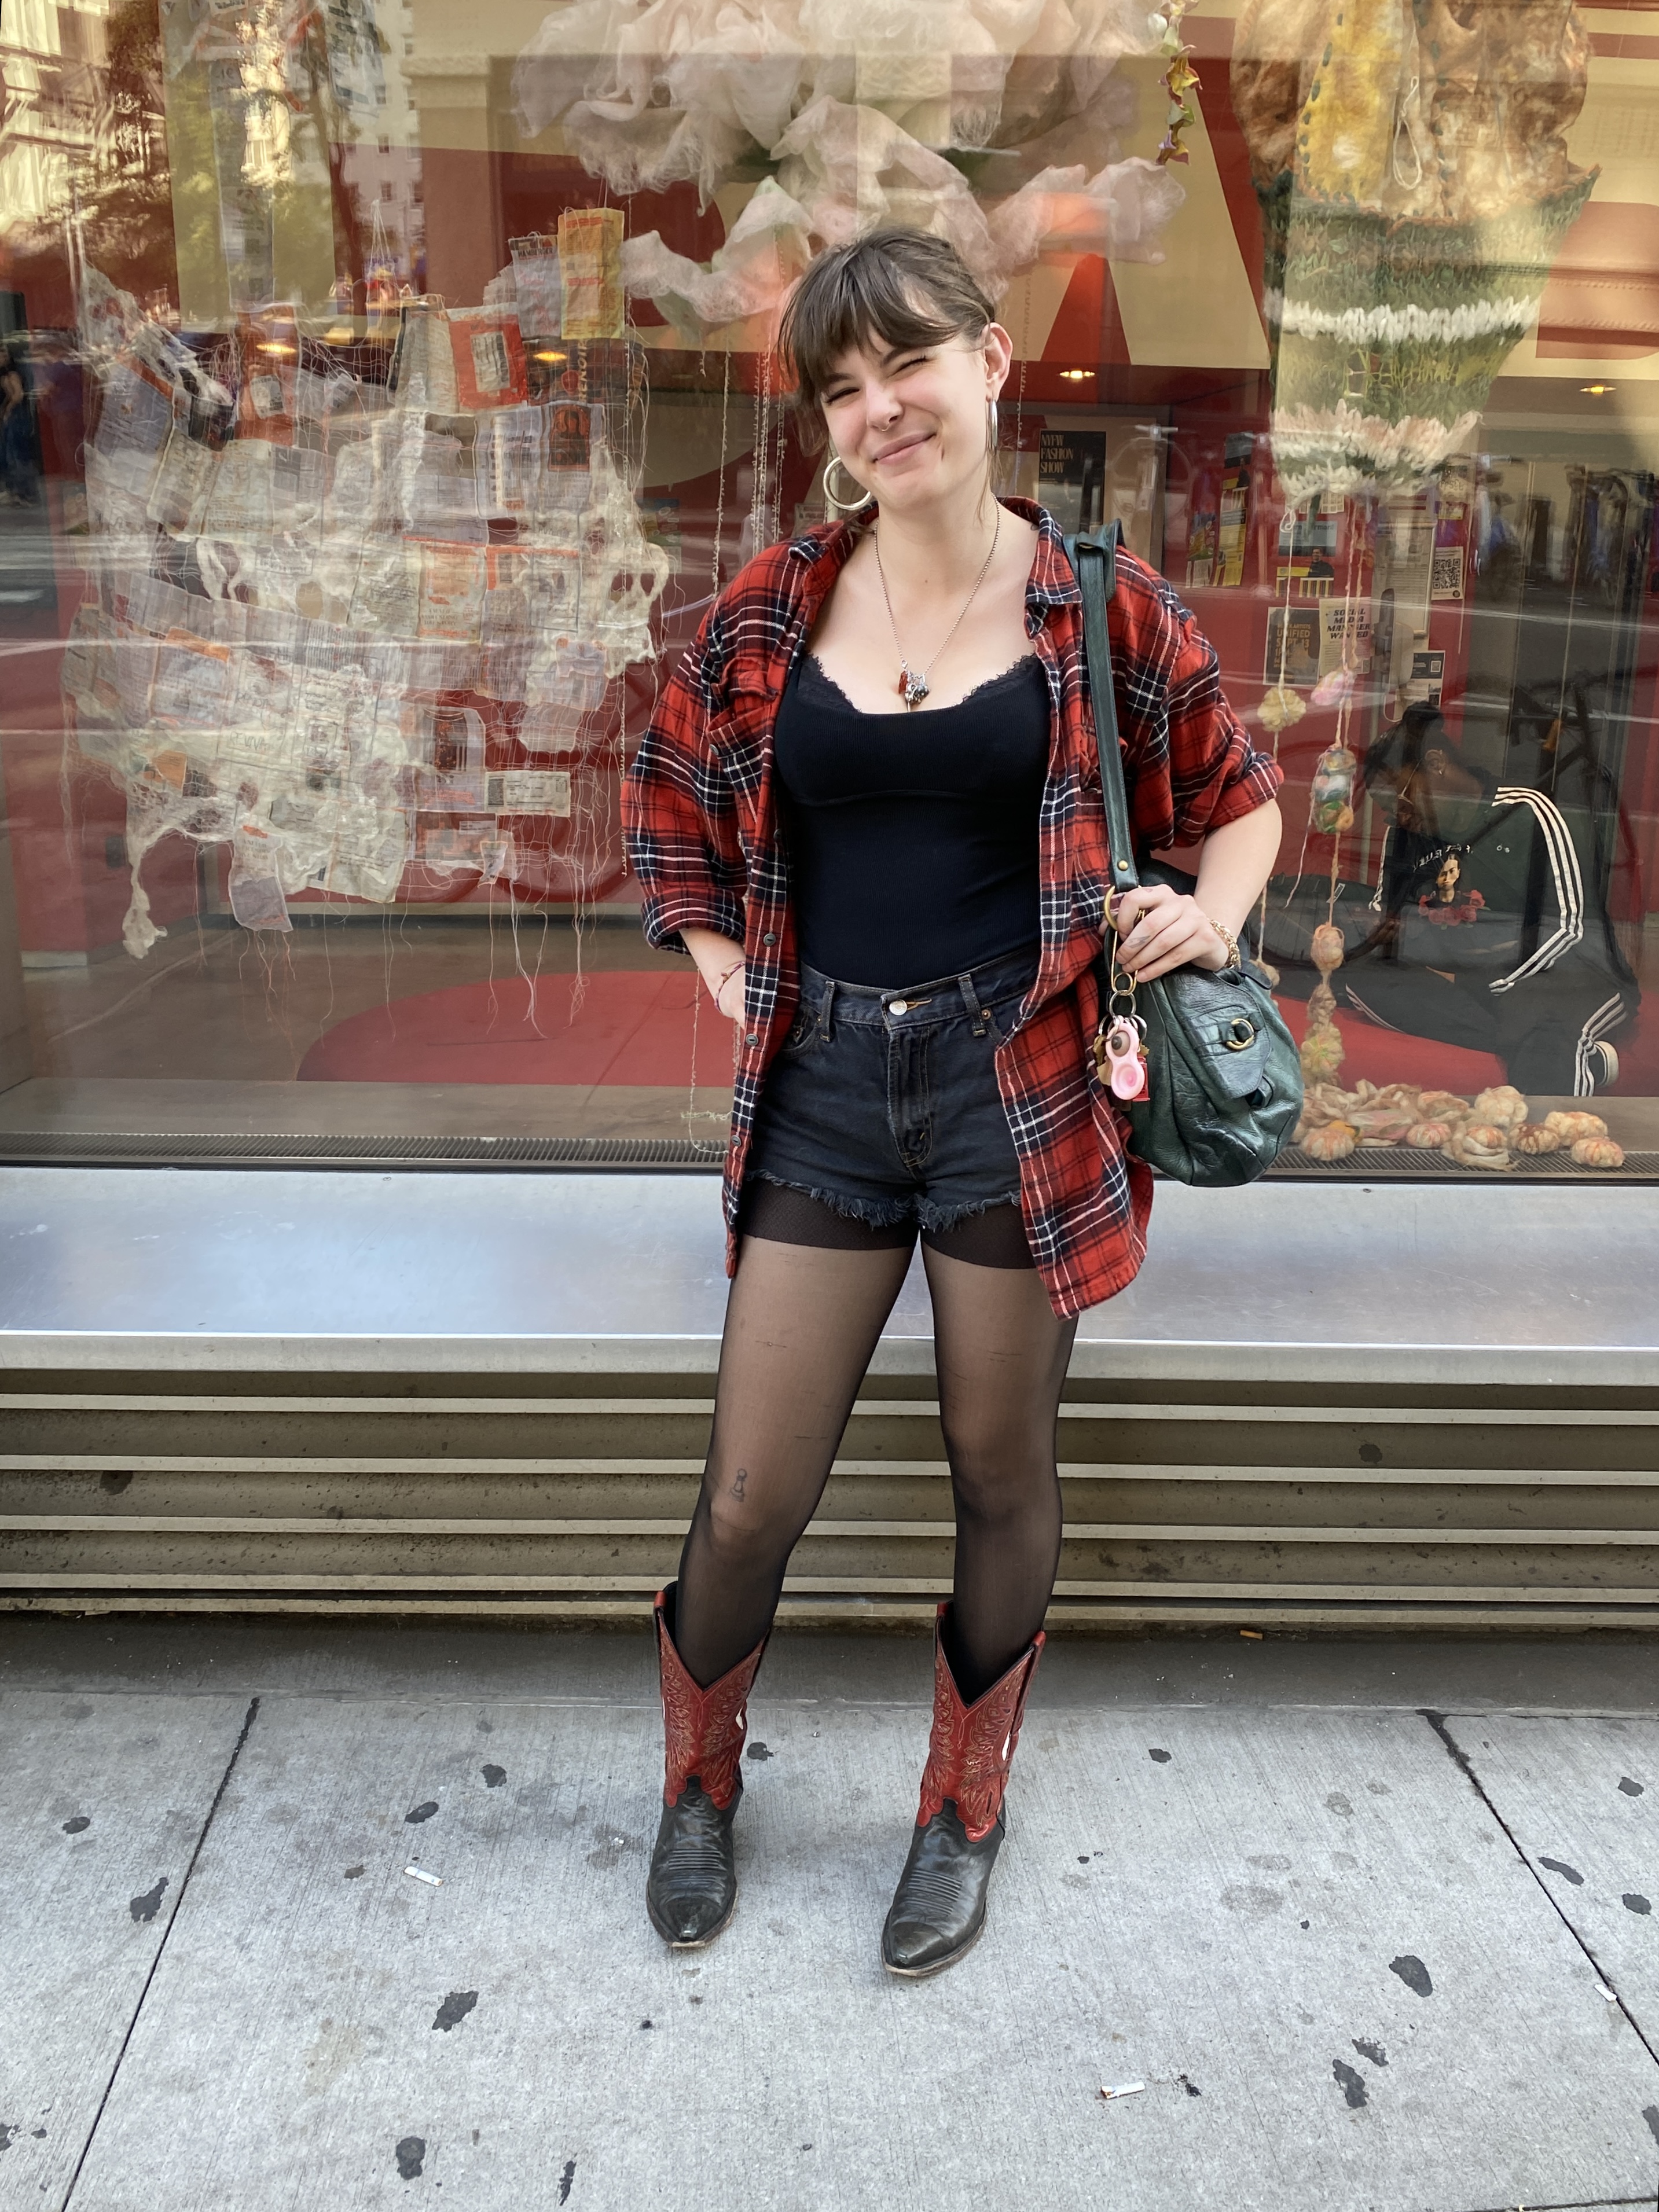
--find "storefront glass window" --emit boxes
[0,0,1654,1174]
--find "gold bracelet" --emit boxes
[1204,914,1240,970]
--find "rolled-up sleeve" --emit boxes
[1114,563,1282,853]
[1163,606,1282,843]
[622,615,748,954]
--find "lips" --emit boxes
[872,431,933,464]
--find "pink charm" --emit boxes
[1103,1018,1149,1103]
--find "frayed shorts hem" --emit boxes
[746,1169,1021,1237]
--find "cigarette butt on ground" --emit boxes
[1099,2082,1145,2102]
[404,1865,442,1887]
[1240,1628,1264,1639]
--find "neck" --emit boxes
[872,477,1002,589]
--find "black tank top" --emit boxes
[773,651,1049,987]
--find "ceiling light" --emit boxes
[534,348,568,363]
[258,340,296,357]
[322,324,355,344]
[1059,368,1095,382]
[1580,383,1615,395]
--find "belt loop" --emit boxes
[959,969,989,1037]
[820,974,836,1043]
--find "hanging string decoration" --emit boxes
[1154,0,1201,166]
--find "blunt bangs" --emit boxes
[778,227,995,453]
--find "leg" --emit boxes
[648,1196,912,1947]
[924,1235,1077,1697]
[881,1218,1077,1978]
[675,1219,915,1685]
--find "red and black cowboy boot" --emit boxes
[881,1604,1044,1977]
[646,1583,769,1947]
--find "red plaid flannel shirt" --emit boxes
[622,498,1282,1316]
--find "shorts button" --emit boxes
[889,998,908,1016]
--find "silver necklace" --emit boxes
[873,508,1002,711]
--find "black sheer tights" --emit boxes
[673,1190,1077,1701]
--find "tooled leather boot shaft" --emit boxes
[915,1604,1045,1842]
[655,1586,768,1812]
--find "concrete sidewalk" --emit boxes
[4,1620,1659,2212]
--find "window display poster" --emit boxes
[558,208,625,341]
[1038,429,1106,536]
[1403,648,1445,708]
[487,769,571,815]
[1264,606,1322,688]
[1217,433,1252,586]
[1432,458,1471,601]
[1185,459,1218,586]
[448,308,529,411]
[1319,597,1374,676]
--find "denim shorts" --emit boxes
[745,945,1039,1234]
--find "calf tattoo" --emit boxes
[732,1467,748,1502]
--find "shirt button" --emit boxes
[763,932,776,946]
[745,1032,759,1046]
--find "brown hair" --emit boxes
[777,226,996,454]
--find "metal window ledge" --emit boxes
[4,1169,1659,1627]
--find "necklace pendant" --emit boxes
[899,666,928,710]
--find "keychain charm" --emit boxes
[1102,1016,1150,1102]
[1097,906,1151,1105]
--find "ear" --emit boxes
[1422,745,1451,776]
[983,322,1015,396]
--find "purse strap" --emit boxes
[1062,522,1139,899]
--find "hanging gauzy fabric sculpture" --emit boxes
[1231,0,1596,501]
[513,0,1188,337]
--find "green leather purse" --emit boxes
[1066,526,1302,1186]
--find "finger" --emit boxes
[1121,913,1195,968]
[1118,904,1176,959]
[1123,925,1213,977]
[1129,949,1191,982]
[1110,887,1173,937]
[1129,928,1214,979]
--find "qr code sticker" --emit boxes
[1430,546,1465,601]
[471,330,511,396]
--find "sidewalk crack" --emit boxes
[56,1695,261,2211]
[1421,1708,1659,2081]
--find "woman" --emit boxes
[622,226,1283,1978]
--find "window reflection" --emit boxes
[0,0,1653,1175]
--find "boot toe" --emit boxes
[881,1913,961,1974]
[645,1783,738,1948]
[880,1805,1001,1977]
[648,1883,731,1946]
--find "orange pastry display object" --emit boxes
[1294,1083,1624,1170]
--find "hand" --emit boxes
[1108,885,1229,980]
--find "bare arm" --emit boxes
[682,923,747,1020]
[1112,800,1283,981]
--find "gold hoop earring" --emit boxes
[822,454,874,516]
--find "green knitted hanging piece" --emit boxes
[1232,0,1598,499]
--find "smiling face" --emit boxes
[817,321,1012,520]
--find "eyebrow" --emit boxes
[824,337,931,384]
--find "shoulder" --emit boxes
[698,524,851,682]
[1111,545,1201,652]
